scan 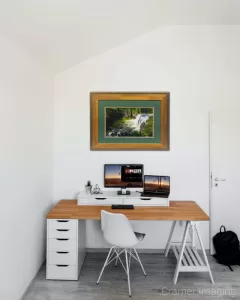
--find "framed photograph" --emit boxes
[90,92,169,150]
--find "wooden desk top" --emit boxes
[46,200,209,221]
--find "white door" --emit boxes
[210,110,240,254]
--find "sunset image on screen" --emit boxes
[160,176,170,191]
[105,165,122,186]
[144,175,160,191]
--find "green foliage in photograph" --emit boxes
[142,116,153,137]
[105,107,154,138]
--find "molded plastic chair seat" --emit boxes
[97,210,147,297]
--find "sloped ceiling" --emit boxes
[0,0,240,73]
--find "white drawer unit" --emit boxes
[77,191,169,206]
[123,197,168,206]
[47,265,78,280]
[49,219,77,231]
[48,228,77,239]
[48,251,77,265]
[48,238,76,252]
[46,219,86,280]
[78,194,123,205]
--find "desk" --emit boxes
[46,200,213,283]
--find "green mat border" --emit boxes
[98,100,161,144]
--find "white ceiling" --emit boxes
[0,0,240,73]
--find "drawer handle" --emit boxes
[56,229,69,232]
[140,198,152,200]
[57,220,69,223]
[56,251,69,254]
[95,197,106,200]
[56,238,69,241]
[56,265,69,267]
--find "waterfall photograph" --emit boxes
[105,107,154,137]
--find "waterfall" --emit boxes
[131,114,152,131]
[107,113,152,137]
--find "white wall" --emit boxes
[53,26,240,249]
[0,34,53,300]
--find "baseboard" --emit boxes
[86,248,210,254]
[86,248,165,253]
[19,261,45,300]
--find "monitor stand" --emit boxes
[117,188,130,195]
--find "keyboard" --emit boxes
[111,205,134,209]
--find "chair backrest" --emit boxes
[101,210,139,248]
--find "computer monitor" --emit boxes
[104,164,144,195]
[143,175,170,197]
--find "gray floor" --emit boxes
[24,252,240,300]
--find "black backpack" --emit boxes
[213,225,240,271]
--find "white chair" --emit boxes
[97,210,147,297]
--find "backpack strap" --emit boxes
[220,225,226,232]
[228,265,233,272]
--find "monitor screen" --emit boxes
[144,175,170,194]
[104,164,144,188]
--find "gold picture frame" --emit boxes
[90,92,169,150]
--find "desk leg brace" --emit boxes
[173,221,190,284]
[164,220,177,257]
[165,221,214,284]
[193,222,214,284]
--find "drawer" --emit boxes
[48,219,77,231]
[48,228,76,239]
[123,197,169,206]
[78,197,123,205]
[47,265,78,280]
[48,251,77,265]
[48,238,76,252]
